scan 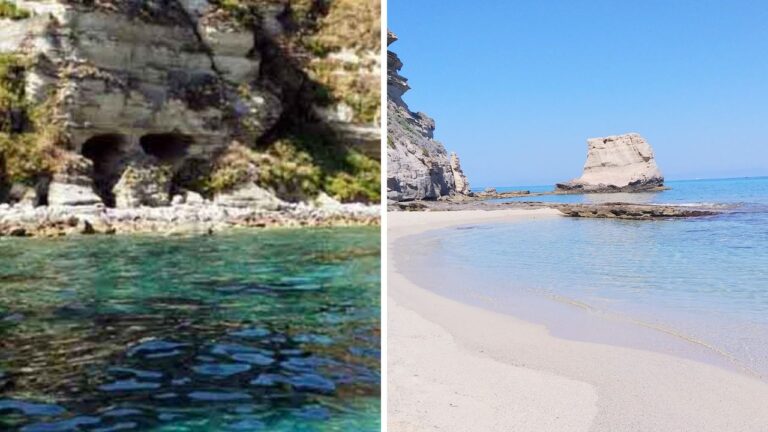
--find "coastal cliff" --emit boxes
[0,0,380,213]
[386,31,469,201]
[556,133,664,193]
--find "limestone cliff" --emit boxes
[556,133,664,193]
[450,152,470,195]
[387,31,469,201]
[0,0,380,207]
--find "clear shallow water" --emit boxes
[484,177,768,209]
[412,178,768,377]
[0,228,380,431]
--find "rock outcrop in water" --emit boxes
[553,203,717,219]
[556,133,664,193]
[0,0,380,210]
[387,31,469,201]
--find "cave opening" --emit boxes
[81,134,128,207]
[140,133,192,162]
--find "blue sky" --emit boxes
[389,0,768,187]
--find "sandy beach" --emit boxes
[388,209,768,431]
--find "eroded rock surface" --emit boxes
[213,183,283,210]
[386,31,469,201]
[46,155,102,206]
[553,203,717,219]
[557,133,664,193]
[0,0,380,209]
[449,152,470,195]
[113,160,173,208]
[389,198,720,220]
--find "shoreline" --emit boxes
[0,202,380,237]
[388,209,768,431]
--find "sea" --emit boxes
[0,227,380,431]
[397,177,768,379]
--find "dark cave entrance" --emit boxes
[81,134,128,207]
[140,133,192,163]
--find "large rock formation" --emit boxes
[46,154,102,206]
[387,31,469,201]
[0,0,380,208]
[450,152,470,195]
[556,133,664,193]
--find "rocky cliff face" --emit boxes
[450,152,470,195]
[386,31,469,201]
[0,0,380,207]
[556,133,664,193]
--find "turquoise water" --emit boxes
[0,228,380,431]
[410,177,768,377]
[484,177,768,208]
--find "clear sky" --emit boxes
[389,0,768,187]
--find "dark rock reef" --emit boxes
[389,198,720,221]
[552,203,717,220]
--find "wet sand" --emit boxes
[388,209,768,431]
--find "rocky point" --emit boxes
[556,133,664,193]
[386,30,469,201]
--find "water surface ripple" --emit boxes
[405,178,768,378]
[0,227,380,431]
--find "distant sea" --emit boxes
[402,177,768,378]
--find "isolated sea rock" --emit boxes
[556,133,664,192]
[386,31,470,201]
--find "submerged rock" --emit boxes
[192,363,252,377]
[231,353,274,366]
[20,416,100,432]
[187,391,252,402]
[557,133,664,193]
[554,203,718,219]
[98,379,162,392]
[0,399,66,416]
[287,373,336,393]
[126,339,190,358]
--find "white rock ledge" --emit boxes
[0,202,380,237]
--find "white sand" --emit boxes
[388,209,768,431]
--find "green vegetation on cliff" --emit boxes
[0,1,31,20]
[200,135,379,204]
[0,54,61,187]
[1,1,380,205]
[214,0,380,124]
[305,0,380,124]
[206,0,381,203]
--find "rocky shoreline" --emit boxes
[0,201,380,238]
[389,199,720,220]
[549,203,718,219]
